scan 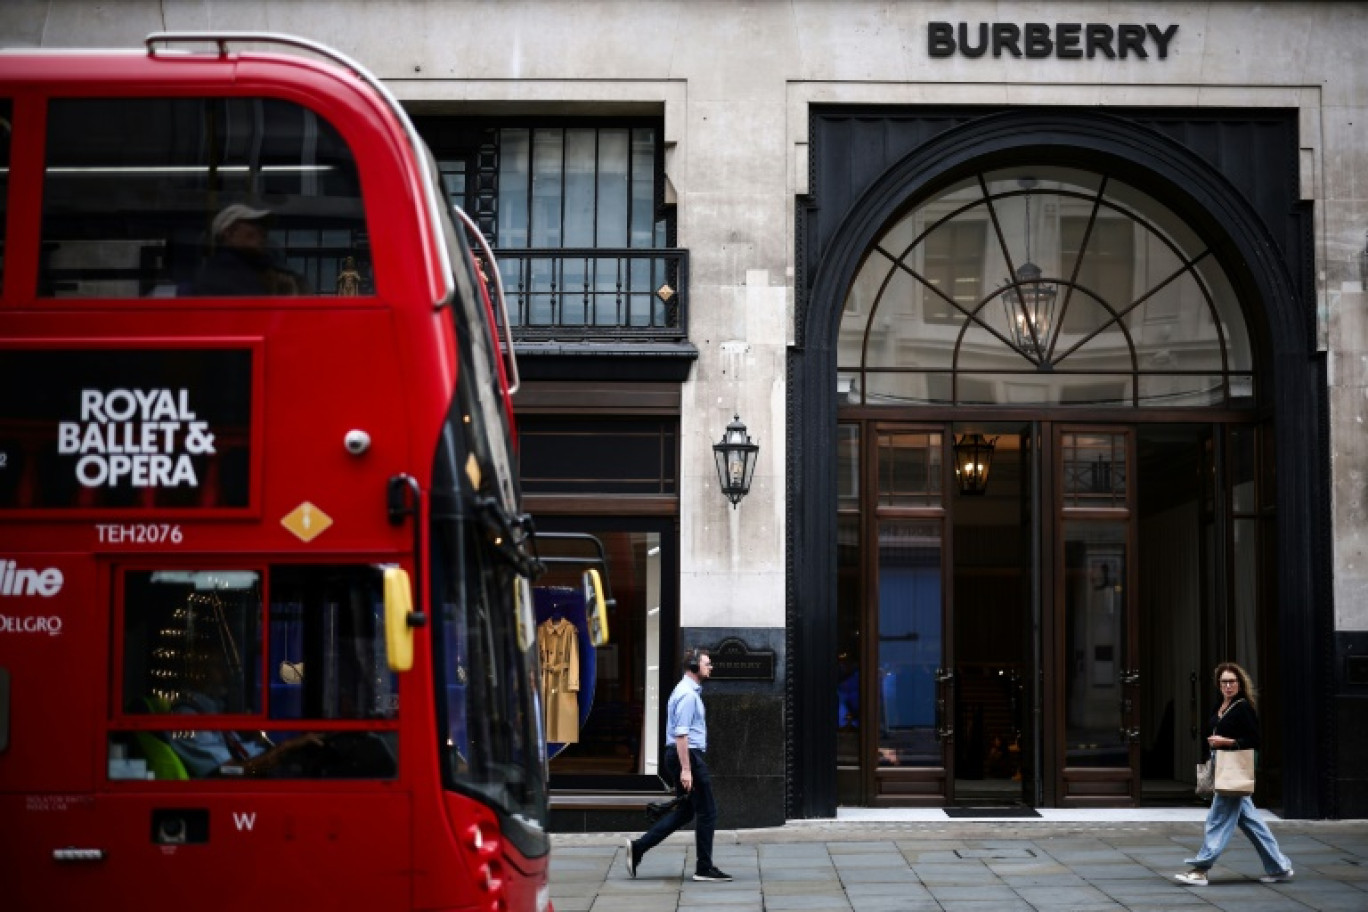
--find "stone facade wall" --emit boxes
[11,0,1368,817]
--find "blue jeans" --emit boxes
[634,747,716,872]
[1185,793,1292,875]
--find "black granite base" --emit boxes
[1335,693,1368,817]
[704,692,787,828]
[1335,632,1368,817]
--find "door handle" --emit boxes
[935,693,953,741]
[934,670,953,739]
[1119,727,1140,743]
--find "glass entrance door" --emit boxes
[951,423,1035,806]
[832,417,1277,812]
[838,421,1152,807]
[1052,428,1141,804]
[867,427,951,804]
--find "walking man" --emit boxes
[624,647,731,882]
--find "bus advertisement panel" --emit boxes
[0,347,256,512]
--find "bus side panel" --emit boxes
[0,553,98,792]
[7,792,412,910]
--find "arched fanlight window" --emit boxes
[837,166,1254,408]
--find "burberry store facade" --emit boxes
[22,1,1368,824]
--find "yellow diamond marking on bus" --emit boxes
[282,502,333,542]
[465,452,482,490]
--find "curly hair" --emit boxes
[1214,662,1258,711]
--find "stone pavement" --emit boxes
[548,815,1368,911]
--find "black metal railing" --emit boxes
[493,248,688,339]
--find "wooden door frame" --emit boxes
[833,412,1269,810]
[1050,424,1142,806]
[860,421,954,806]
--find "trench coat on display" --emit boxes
[538,618,580,742]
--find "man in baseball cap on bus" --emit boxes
[192,203,306,296]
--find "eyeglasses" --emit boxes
[1219,679,1239,686]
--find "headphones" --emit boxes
[686,648,702,674]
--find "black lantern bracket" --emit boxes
[713,414,759,508]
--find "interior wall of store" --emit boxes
[13,0,1368,813]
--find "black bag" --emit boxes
[645,794,685,822]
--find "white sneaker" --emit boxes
[1259,868,1293,883]
[1174,870,1208,886]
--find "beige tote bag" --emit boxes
[1214,748,1256,796]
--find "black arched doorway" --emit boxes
[790,109,1329,817]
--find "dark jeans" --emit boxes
[635,747,716,871]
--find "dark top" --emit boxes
[1206,698,1261,759]
[191,247,306,296]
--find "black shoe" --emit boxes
[623,837,640,878]
[693,866,732,882]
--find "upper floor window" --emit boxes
[839,166,1254,408]
[417,117,683,334]
[41,98,370,298]
[495,126,663,250]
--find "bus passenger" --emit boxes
[169,649,319,777]
[191,204,308,296]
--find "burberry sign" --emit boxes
[707,637,776,682]
[928,22,1180,60]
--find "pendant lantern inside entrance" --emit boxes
[1000,179,1058,361]
[1003,260,1057,358]
[954,433,998,496]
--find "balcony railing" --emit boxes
[494,248,688,340]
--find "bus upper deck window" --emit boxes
[39,98,371,299]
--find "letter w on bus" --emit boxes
[233,811,257,831]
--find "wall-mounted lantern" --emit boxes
[953,433,997,496]
[713,414,759,508]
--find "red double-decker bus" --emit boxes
[0,34,555,911]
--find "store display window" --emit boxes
[534,528,671,783]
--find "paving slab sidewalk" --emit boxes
[549,818,1368,912]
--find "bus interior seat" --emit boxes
[134,730,189,781]
[135,694,189,780]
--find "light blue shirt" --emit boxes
[665,674,707,751]
[170,692,267,777]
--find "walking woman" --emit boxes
[1175,662,1294,886]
